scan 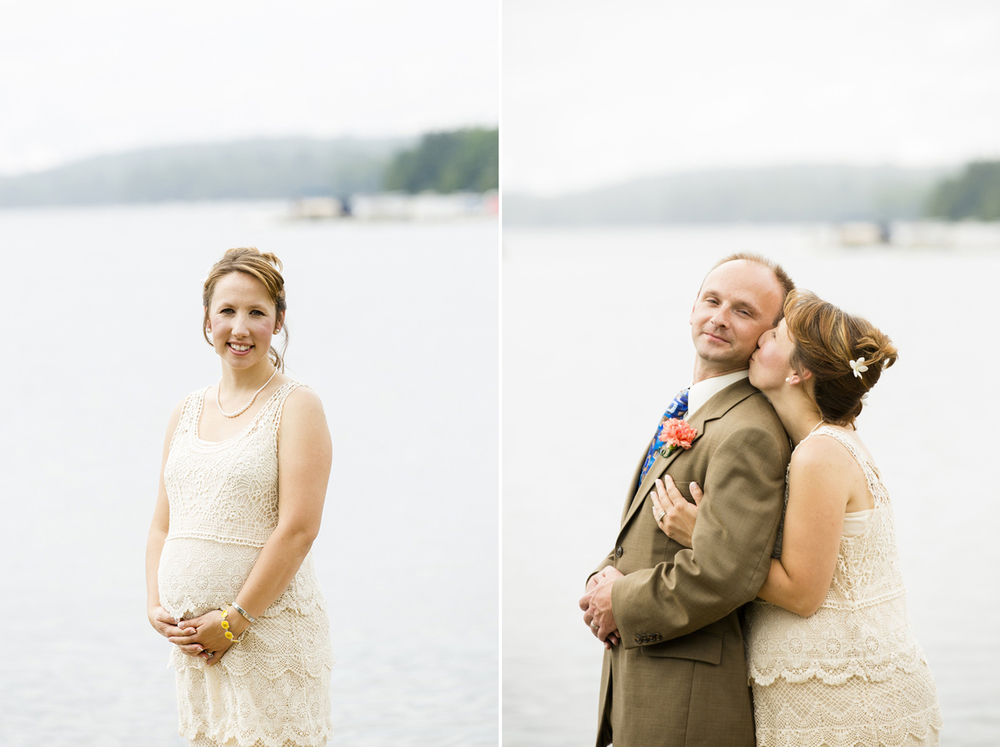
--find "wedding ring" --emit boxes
[591,623,599,630]
[206,652,215,659]
[655,509,665,522]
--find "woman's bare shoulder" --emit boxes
[789,432,858,474]
[277,385,331,464]
[789,430,870,496]
[283,383,324,410]
[279,384,329,432]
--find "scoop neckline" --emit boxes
[193,382,291,444]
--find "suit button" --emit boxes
[615,546,623,558]
[634,635,641,644]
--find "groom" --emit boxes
[579,254,794,747]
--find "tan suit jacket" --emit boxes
[591,378,790,747]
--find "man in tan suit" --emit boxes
[579,254,794,746]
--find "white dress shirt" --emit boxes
[685,370,750,421]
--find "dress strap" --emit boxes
[258,380,303,432]
[802,426,885,504]
[173,387,210,437]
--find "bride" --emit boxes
[651,290,942,746]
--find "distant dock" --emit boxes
[825,220,1000,249]
[289,190,498,221]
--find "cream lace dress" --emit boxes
[159,382,334,747]
[745,426,942,747]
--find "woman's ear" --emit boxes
[786,368,812,386]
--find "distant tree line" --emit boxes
[504,165,946,225]
[4,128,998,220]
[0,137,407,207]
[383,128,498,194]
[0,128,499,207]
[506,160,1000,226]
[925,161,1000,220]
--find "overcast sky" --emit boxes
[0,0,498,175]
[504,0,1000,194]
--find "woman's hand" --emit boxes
[169,608,250,666]
[149,605,210,658]
[651,475,704,548]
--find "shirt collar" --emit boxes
[686,370,750,420]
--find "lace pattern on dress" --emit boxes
[746,426,941,746]
[752,670,942,747]
[160,382,334,747]
[164,385,291,548]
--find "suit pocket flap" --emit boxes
[639,631,723,664]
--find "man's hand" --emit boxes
[580,567,624,648]
[586,565,619,592]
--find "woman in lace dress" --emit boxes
[651,290,941,746]
[145,248,334,747]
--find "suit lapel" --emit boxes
[619,378,760,531]
[621,449,648,525]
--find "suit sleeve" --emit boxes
[610,423,787,647]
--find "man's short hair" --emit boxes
[709,252,795,323]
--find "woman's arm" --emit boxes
[231,386,332,618]
[653,438,851,618]
[756,439,848,617]
[170,387,333,663]
[146,401,202,649]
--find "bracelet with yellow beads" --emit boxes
[219,607,245,643]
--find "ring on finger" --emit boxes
[591,622,599,630]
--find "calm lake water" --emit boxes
[0,202,499,746]
[502,225,1000,747]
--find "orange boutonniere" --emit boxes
[656,419,698,458]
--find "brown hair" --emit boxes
[202,247,289,371]
[710,252,796,323]
[784,290,897,426]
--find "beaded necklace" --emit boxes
[216,366,278,418]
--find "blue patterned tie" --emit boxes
[639,388,690,482]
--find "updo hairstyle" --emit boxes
[784,290,897,427]
[202,248,289,371]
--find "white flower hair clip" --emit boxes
[861,392,870,405]
[849,357,868,379]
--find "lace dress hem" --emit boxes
[754,708,942,747]
[748,647,934,686]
